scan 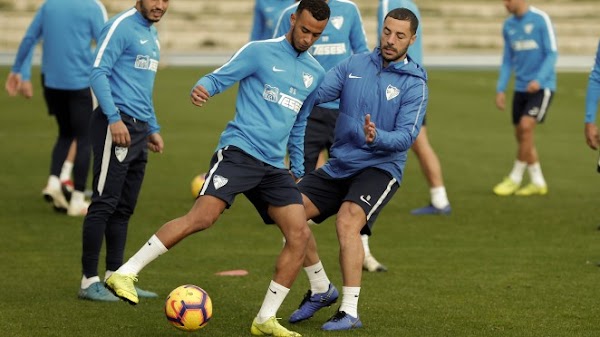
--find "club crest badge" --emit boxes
[303,72,314,88]
[330,16,344,30]
[212,175,228,190]
[385,84,400,101]
[115,146,128,162]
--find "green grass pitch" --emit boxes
[1,65,599,336]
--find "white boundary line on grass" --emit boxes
[0,52,594,72]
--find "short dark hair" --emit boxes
[385,8,419,35]
[296,0,331,22]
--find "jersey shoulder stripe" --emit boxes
[213,36,285,74]
[93,0,108,22]
[529,6,557,51]
[93,8,137,67]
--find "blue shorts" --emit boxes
[298,167,399,235]
[201,146,303,224]
[512,89,554,124]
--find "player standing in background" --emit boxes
[378,0,451,216]
[106,1,330,336]
[493,0,557,196]
[79,0,169,302]
[274,0,389,273]
[289,7,427,330]
[584,41,600,157]
[4,0,107,216]
[250,0,298,41]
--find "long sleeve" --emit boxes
[11,6,43,77]
[496,28,512,93]
[585,42,600,124]
[534,17,558,85]
[349,6,369,54]
[91,24,128,124]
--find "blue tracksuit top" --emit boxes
[11,0,107,89]
[377,0,423,65]
[196,36,325,178]
[250,0,296,41]
[91,8,161,135]
[585,40,600,124]
[497,6,558,93]
[273,0,369,110]
[317,48,428,182]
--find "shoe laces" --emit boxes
[125,274,139,283]
[329,311,348,322]
[297,290,313,308]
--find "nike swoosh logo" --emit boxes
[314,268,323,274]
[348,73,362,79]
[269,288,277,294]
[359,195,371,206]
[140,40,148,44]
[272,66,285,72]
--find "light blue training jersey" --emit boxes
[273,0,369,110]
[11,0,107,89]
[497,6,558,93]
[250,0,296,41]
[196,36,325,178]
[91,8,161,135]
[316,49,428,182]
[377,0,423,65]
[585,40,600,124]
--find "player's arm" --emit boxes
[584,42,600,150]
[288,84,321,178]
[315,57,349,104]
[249,3,264,41]
[7,6,43,97]
[193,42,259,98]
[368,79,428,152]
[533,16,558,90]
[90,22,131,147]
[90,0,108,41]
[349,5,369,54]
[496,27,512,110]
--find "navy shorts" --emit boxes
[298,167,399,235]
[201,146,303,224]
[512,89,554,125]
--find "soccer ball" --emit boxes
[191,173,207,198]
[165,284,213,331]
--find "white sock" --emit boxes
[361,234,371,256]
[70,190,85,205]
[47,175,61,189]
[60,161,73,182]
[117,235,168,275]
[256,280,289,323]
[339,286,360,318]
[104,270,114,282]
[304,261,330,294]
[528,162,547,186]
[508,160,527,184]
[430,186,449,209]
[81,275,101,289]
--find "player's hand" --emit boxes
[526,80,540,93]
[5,72,21,96]
[495,92,505,110]
[585,123,600,150]
[364,114,376,144]
[148,133,164,153]
[191,85,210,107]
[109,120,131,147]
[19,80,33,98]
